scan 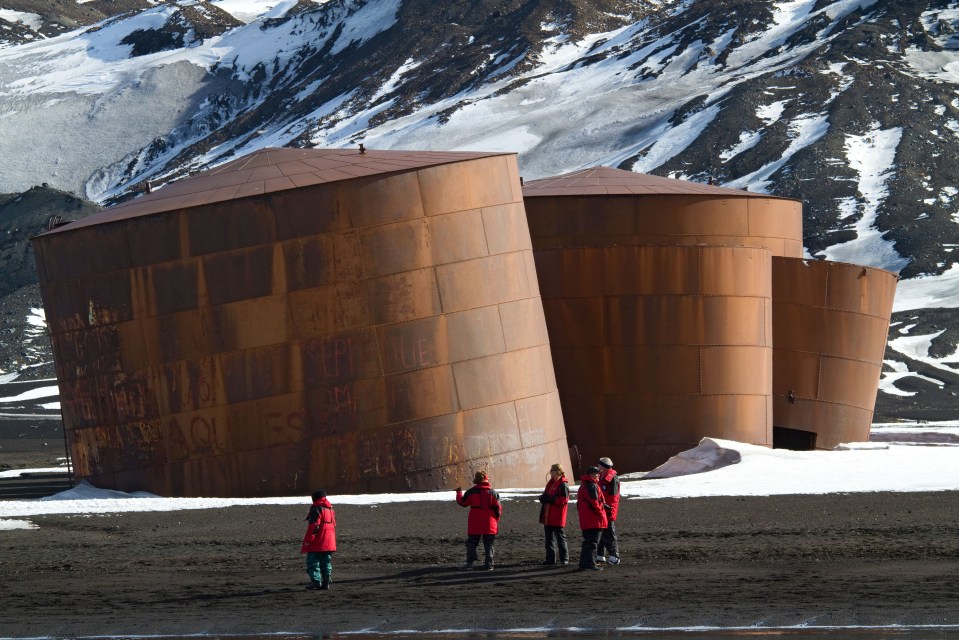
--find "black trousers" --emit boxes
[579,528,603,568]
[597,520,618,558]
[466,534,495,566]
[544,525,568,563]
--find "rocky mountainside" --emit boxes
[0,187,100,379]
[0,0,238,45]
[0,0,957,420]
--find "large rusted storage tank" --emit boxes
[523,167,799,471]
[772,258,898,449]
[535,244,773,471]
[32,148,570,496]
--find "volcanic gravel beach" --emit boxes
[2,486,959,637]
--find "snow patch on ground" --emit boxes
[725,112,829,192]
[3,432,959,524]
[0,10,43,32]
[893,262,959,311]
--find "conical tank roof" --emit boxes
[45,147,512,234]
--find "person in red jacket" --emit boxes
[576,465,608,570]
[455,470,502,570]
[597,456,621,565]
[300,489,336,590]
[538,462,570,565]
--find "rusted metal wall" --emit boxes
[535,244,773,472]
[33,149,571,496]
[771,258,898,449]
[523,170,804,258]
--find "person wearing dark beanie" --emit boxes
[596,457,621,564]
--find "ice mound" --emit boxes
[642,437,742,479]
[40,479,158,501]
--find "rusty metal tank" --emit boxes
[772,257,898,450]
[523,167,796,472]
[535,243,773,472]
[32,148,571,497]
[524,166,896,470]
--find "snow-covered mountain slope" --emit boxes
[0,0,957,419]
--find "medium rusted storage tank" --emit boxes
[535,244,773,471]
[524,166,897,469]
[524,167,799,472]
[32,148,570,496]
[771,258,898,449]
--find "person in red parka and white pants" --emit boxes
[538,462,570,565]
[576,465,608,570]
[300,489,336,590]
[455,470,502,570]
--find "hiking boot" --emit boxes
[461,562,474,570]
[482,564,494,571]
[305,581,322,590]
[607,555,620,565]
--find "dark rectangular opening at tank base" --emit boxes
[773,426,817,451]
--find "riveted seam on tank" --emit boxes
[698,246,704,394]
[449,358,462,415]
[815,353,824,401]
[775,348,886,366]
[478,205,492,258]
[430,264,445,314]
[370,322,385,378]
[772,393,878,412]
[773,301,896,320]
[495,301,510,351]
[823,261,831,307]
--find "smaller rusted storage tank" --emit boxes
[535,244,773,472]
[772,257,898,449]
[32,148,571,497]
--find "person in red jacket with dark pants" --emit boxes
[538,462,570,565]
[456,470,502,570]
[300,489,336,590]
[576,465,608,570]
[597,456,621,564]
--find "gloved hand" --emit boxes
[538,494,549,504]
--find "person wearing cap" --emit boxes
[300,489,336,590]
[538,462,570,565]
[596,456,621,564]
[455,470,502,570]
[576,465,608,570]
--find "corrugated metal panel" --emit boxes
[535,245,773,472]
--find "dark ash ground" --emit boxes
[2,487,958,637]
